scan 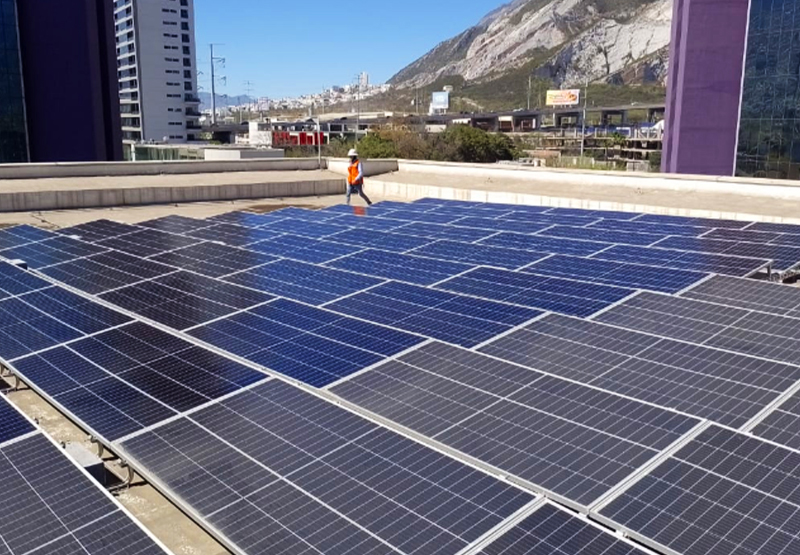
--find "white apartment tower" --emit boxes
[114,0,200,142]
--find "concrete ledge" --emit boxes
[0,178,345,212]
[328,158,399,178]
[0,158,327,180]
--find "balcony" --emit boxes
[185,109,201,118]
[184,94,201,104]
[186,123,202,130]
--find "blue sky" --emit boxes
[194,0,502,98]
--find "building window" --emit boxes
[181,22,189,31]
[183,46,191,55]
[181,9,189,18]
[167,93,181,98]
[184,81,193,91]
[182,34,190,43]
[183,70,192,79]
[183,58,192,67]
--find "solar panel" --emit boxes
[703,227,800,247]
[436,267,633,317]
[100,270,274,330]
[40,250,178,294]
[522,255,710,293]
[150,242,276,278]
[96,229,200,258]
[248,234,364,264]
[451,216,555,234]
[538,225,666,246]
[0,262,52,298]
[0,236,108,269]
[137,214,214,234]
[410,197,483,208]
[185,222,284,247]
[325,280,542,347]
[188,298,424,387]
[751,389,800,449]
[744,220,800,234]
[271,207,340,221]
[0,225,55,249]
[544,207,641,220]
[391,221,498,242]
[476,502,650,555]
[260,217,347,238]
[13,320,264,441]
[411,239,551,269]
[331,228,435,252]
[500,212,601,227]
[224,259,383,305]
[588,218,712,237]
[207,210,279,227]
[481,232,611,257]
[593,245,771,276]
[328,249,475,286]
[0,431,169,555]
[332,341,699,508]
[380,209,466,224]
[118,380,535,555]
[681,274,800,315]
[0,394,34,443]
[595,291,800,365]
[635,213,751,229]
[57,219,141,242]
[655,235,800,271]
[479,314,800,427]
[326,213,412,231]
[426,205,515,219]
[597,424,800,555]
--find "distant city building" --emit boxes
[0,0,122,163]
[113,0,200,143]
[359,72,369,90]
[663,0,799,180]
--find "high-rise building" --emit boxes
[0,0,122,163]
[113,0,201,143]
[662,0,800,180]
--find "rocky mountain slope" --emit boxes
[389,0,672,90]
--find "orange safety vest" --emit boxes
[348,160,364,186]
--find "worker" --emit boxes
[346,149,373,206]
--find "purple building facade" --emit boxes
[1,0,122,163]
[662,0,751,176]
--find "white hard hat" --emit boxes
[348,149,358,157]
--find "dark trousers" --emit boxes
[346,184,372,205]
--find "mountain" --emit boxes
[389,0,672,91]
[199,93,255,110]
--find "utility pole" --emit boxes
[209,44,225,125]
[527,75,532,111]
[580,79,589,159]
[243,80,255,119]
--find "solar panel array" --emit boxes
[2,198,800,555]
[0,394,170,555]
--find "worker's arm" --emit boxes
[356,161,364,183]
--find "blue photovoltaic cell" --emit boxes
[635,213,750,229]
[325,213,411,231]
[538,225,666,246]
[593,245,770,276]
[370,200,431,210]
[0,396,34,444]
[412,239,550,270]
[208,211,283,227]
[186,223,284,247]
[189,298,423,386]
[0,237,108,269]
[326,281,541,347]
[224,259,383,305]
[544,207,641,220]
[0,297,88,361]
[96,229,200,258]
[56,219,141,243]
[588,218,711,237]
[411,198,482,207]
[262,218,346,238]
[379,210,466,224]
[1,225,55,244]
[150,243,276,278]
[329,249,475,286]
[331,228,434,252]
[436,266,633,317]
[747,221,800,234]
[655,235,800,270]
[481,232,611,257]
[500,212,601,227]
[426,205,515,219]
[17,287,132,335]
[452,217,554,235]
[390,222,498,242]
[703,227,800,247]
[248,234,364,264]
[523,255,709,294]
[137,215,214,234]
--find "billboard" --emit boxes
[546,89,581,106]
[431,91,450,111]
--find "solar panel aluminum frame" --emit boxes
[586,421,731,555]
[0,395,175,555]
[327,345,707,515]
